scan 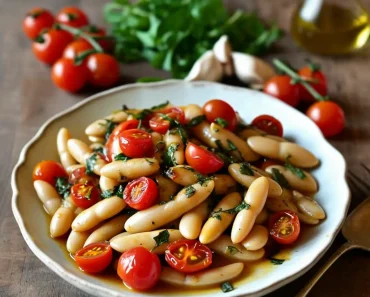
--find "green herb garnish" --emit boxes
[210,201,250,220]
[221,281,234,293]
[104,119,118,141]
[269,257,285,265]
[114,153,131,161]
[185,185,196,198]
[187,115,206,127]
[101,184,125,199]
[215,117,229,128]
[163,143,179,167]
[239,162,254,176]
[137,77,164,83]
[152,230,170,251]
[285,156,306,179]
[145,158,154,165]
[55,177,71,198]
[271,168,291,189]
[85,154,98,175]
[227,139,237,151]
[227,246,240,255]
[150,101,170,110]
[92,146,104,154]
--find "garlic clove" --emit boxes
[185,50,223,82]
[232,52,276,87]
[213,35,234,77]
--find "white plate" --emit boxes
[12,80,350,297]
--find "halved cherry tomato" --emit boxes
[23,8,54,40]
[306,101,345,137]
[165,239,212,273]
[298,66,328,102]
[68,167,98,185]
[117,247,161,291]
[202,99,238,131]
[185,142,224,175]
[71,183,100,209]
[264,75,300,107]
[86,53,120,88]
[56,7,89,28]
[260,160,281,171]
[123,177,158,210]
[74,242,112,273]
[251,115,284,137]
[32,29,74,64]
[118,129,154,158]
[33,160,67,185]
[149,107,185,134]
[62,40,93,61]
[51,58,88,92]
[269,210,300,245]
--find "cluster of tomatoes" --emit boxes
[263,62,345,138]
[23,7,120,92]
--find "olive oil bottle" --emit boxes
[291,0,370,55]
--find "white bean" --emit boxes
[183,104,203,122]
[66,164,84,174]
[240,225,269,251]
[99,176,118,192]
[33,180,62,216]
[50,196,77,238]
[155,174,179,203]
[297,212,320,225]
[213,174,237,195]
[57,128,77,169]
[265,188,298,213]
[152,132,164,164]
[88,136,105,144]
[166,165,200,186]
[238,127,286,142]
[179,202,209,239]
[292,191,325,220]
[164,130,185,165]
[255,208,269,225]
[85,111,127,137]
[67,230,91,254]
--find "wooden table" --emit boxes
[1,0,370,296]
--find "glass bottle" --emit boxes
[291,0,370,55]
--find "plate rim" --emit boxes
[11,79,351,297]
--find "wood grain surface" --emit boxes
[1,0,370,296]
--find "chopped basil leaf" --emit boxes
[185,186,196,198]
[239,162,254,176]
[134,109,152,120]
[101,184,125,199]
[101,189,114,198]
[227,139,237,151]
[152,229,170,251]
[225,201,250,214]
[163,143,179,167]
[85,154,98,175]
[104,119,118,141]
[177,125,188,145]
[55,177,71,198]
[227,246,241,255]
[187,115,206,127]
[210,208,223,220]
[145,158,154,165]
[215,139,224,151]
[150,101,169,110]
[271,168,291,189]
[215,117,229,128]
[92,146,104,154]
[114,153,131,161]
[221,282,234,293]
[269,257,285,265]
[285,156,306,179]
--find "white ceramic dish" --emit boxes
[12,80,350,297]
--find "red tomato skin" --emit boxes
[149,115,171,134]
[23,8,55,40]
[71,183,101,209]
[118,129,154,158]
[251,115,284,137]
[202,99,238,131]
[77,27,114,52]
[269,210,300,245]
[33,160,67,185]
[117,247,161,291]
[86,53,120,88]
[185,142,224,175]
[63,40,93,61]
[74,243,113,273]
[68,167,98,185]
[149,107,185,134]
[56,7,89,28]
[264,75,300,107]
[298,67,328,102]
[51,58,88,92]
[32,29,74,64]
[123,177,158,210]
[306,101,345,137]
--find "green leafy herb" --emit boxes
[137,77,164,83]
[221,281,234,293]
[269,257,285,265]
[215,117,229,128]
[185,185,196,198]
[152,229,170,251]
[159,194,175,205]
[271,168,291,189]
[163,143,179,167]
[285,156,306,179]
[55,177,71,198]
[145,158,154,165]
[114,153,131,161]
[227,139,237,151]
[210,208,223,220]
[177,125,188,145]
[225,201,250,214]
[150,100,170,110]
[187,115,206,127]
[92,146,104,154]
[133,109,152,120]
[85,154,98,175]
[239,162,254,176]
[101,184,125,199]
[104,119,118,141]
[227,246,240,255]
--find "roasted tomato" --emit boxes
[71,183,100,209]
[123,177,158,210]
[269,210,301,245]
[33,160,67,185]
[74,242,113,273]
[118,129,154,158]
[202,99,238,131]
[251,115,283,137]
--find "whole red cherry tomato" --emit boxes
[86,53,120,88]
[202,99,238,131]
[56,7,89,28]
[23,8,54,40]
[74,242,112,273]
[264,75,300,107]
[63,40,93,62]
[33,160,67,185]
[51,58,88,92]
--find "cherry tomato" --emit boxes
[260,160,281,171]
[33,160,67,185]
[298,66,328,102]
[32,29,74,65]
[77,26,114,52]
[117,247,161,291]
[165,239,212,273]
[185,142,224,175]
[118,129,154,158]
[74,242,112,273]
[71,183,100,209]
[51,58,88,92]
[149,107,185,134]
[123,177,158,210]
[264,75,300,107]
[86,53,120,88]
[56,7,89,28]
[251,115,284,137]
[306,101,345,138]
[68,167,98,185]
[23,8,54,40]
[202,99,238,131]
[269,210,300,245]
[63,40,93,62]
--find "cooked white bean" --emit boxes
[238,127,286,142]
[125,180,214,233]
[213,174,237,195]
[50,196,77,238]
[99,176,118,192]
[88,136,105,144]
[57,128,77,169]
[164,130,185,165]
[179,202,209,239]
[89,142,104,152]
[208,234,265,261]
[84,215,128,246]
[110,229,183,254]
[265,188,298,213]
[166,165,200,186]
[100,158,160,181]
[67,139,106,175]
[297,212,320,225]
[66,164,84,174]
[231,177,269,243]
[241,225,269,251]
[191,122,215,148]
[182,104,203,122]
[292,191,326,220]
[266,165,318,193]
[255,208,269,224]
[33,180,62,216]
[199,192,242,244]
[155,174,179,203]
[85,111,127,137]
[67,230,91,254]
[160,263,244,287]
[247,136,319,168]
[72,197,126,232]
[152,132,164,164]
[228,163,282,198]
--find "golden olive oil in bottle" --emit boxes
[291,0,370,55]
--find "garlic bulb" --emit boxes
[213,35,234,77]
[185,51,223,81]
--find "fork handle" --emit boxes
[295,242,356,297]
